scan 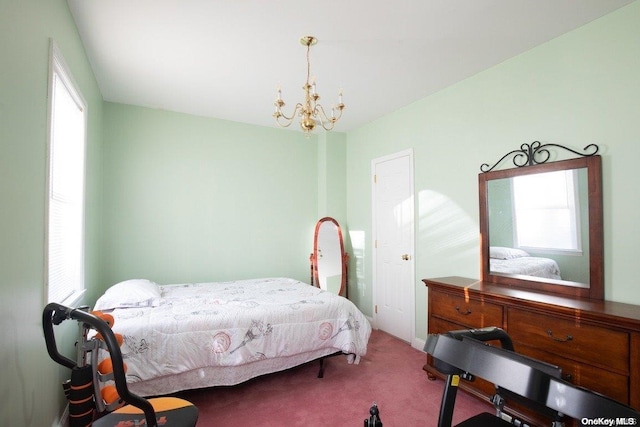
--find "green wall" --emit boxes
[102,103,320,286]
[317,131,347,224]
[0,0,103,425]
[2,1,640,425]
[346,1,640,343]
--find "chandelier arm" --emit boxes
[278,103,304,121]
[332,104,345,122]
[319,121,336,131]
[312,104,329,121]
[314,104,342,129]
[275,116,294,128]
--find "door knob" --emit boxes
[401,254,410,261]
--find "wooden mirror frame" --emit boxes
[310,217,348,297]
[479,155,604,300]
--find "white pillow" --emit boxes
[94,279,161,311]
[489,246,530,260]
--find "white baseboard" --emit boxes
[368,316,426,353]
[51,404,69,427]
[412,337,426,353]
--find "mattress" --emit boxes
[490,256,561,280]
[96,277,371,396]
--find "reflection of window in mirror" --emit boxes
[487,167,591,285]
[512,170,581,254]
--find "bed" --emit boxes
[93,277,371,397]
[489,246,561,280]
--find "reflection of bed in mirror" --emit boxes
[489,246,561,280]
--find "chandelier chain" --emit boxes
[306,42,311,87]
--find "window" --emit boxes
[46,41,87,305]
[512,169,581,253]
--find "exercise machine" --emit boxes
[425,327,640,427]
[43,303,198,427]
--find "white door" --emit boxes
[372,149,415,343]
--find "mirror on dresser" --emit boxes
[478,142,604,299]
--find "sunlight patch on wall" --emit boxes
[349,230,366,296]
[418,190,478,276]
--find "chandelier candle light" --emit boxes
[273,36,345,135]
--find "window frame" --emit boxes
[44,40,87,306]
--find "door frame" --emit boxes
[371,148,416,345]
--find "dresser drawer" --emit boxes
[508,308,629,374]
[430,290,503,329]
[429,316,466,335]
[428,316,498,398]
[516,343,628,404]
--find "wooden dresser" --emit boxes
[423,276,640,423]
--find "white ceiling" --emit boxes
[67,0,634,132]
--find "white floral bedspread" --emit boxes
[104,278,371,388]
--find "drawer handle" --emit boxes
[455,306,472,316]
[546,329,573,343]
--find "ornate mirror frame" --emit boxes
[479,142,604,300]
[310,217,348,297]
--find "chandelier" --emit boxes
[273,36,345,135]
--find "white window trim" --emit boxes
[44,40,87,307]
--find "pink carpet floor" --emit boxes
[175,329,491,426]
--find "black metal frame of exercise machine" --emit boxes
[425,327,640,427]
[43,302,198,427]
